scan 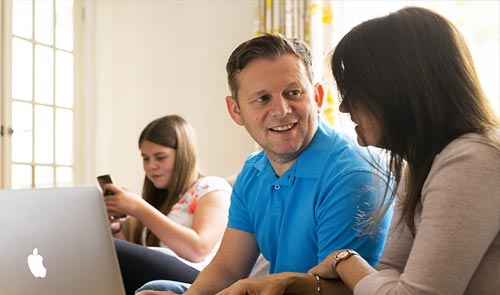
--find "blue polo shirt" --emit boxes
[228,118,392,274]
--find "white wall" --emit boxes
[81,0,256,192]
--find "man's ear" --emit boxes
[225,96,244,126]
[314,83,325,112]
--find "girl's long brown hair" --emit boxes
[127,115,201,246]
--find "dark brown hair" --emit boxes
[226,33,313,102]
[331,6,499,235]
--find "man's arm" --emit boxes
[316,170,390,265]
[184,227,260,295]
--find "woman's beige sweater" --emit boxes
[355,133,500,295]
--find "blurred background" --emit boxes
[1,0,498,193]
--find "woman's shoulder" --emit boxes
[430,131,500,178]
[442,131,500,156]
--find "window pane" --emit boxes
[35,165,54,188]
[12,101,33,131]
[459,2,500,115]
[56,166,73,187]
[417,0,500,115]
[35,105,54,164]
[35,0,54,45]
[55,108,73,165]
[35,45,54,104]
[12,38,33,101]
[55,0,74,51]
[13,0,32,39]
[55,50,74,108]
[12,101,33,163]
[12,164,32,189]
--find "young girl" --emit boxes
[103,115,231,295]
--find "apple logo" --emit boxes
[27,248,47,278]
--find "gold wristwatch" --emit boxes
[331,249,359,277]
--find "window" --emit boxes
[1,0,76,188]
[325,0,499,135]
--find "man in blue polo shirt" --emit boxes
[136,34,391,295]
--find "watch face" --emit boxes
[337,251,350,259]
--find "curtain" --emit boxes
[257,0,311,43]
[256,0,337,126]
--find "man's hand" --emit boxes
[215,272,315,295]
[135,291,180,295]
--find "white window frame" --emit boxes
[0,0,86,189]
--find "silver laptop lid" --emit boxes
[0,186,125,295]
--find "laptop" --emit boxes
[0,186,125,295]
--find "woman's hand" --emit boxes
[308,250,376,292]
[215,272,316,295]
[308,252,339,279]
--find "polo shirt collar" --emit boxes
[253,118,336,181]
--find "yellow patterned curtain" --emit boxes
[256,0,337,126]
[257,0,311,44]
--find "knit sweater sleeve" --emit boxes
[354,134,500,295]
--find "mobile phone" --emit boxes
[97,174,127,219]
[97,174,114,196]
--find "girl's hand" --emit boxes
[103,183,145,217]
[109,215,127,235]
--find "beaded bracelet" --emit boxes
[308,273,321,295]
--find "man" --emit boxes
[137,33,391,295]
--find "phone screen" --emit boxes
[97,175,127,219]
[97,174,114,196]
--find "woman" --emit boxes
[102,115,231,295]
[211,6,500,295]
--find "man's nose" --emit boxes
[269,96,292,118]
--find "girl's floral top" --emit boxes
[168,176,232,227]
[144,176,232,270]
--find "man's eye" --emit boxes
[256,95,270,102]
[286,90,302,97]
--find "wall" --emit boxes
[81,0,256,192]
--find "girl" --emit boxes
[103,115,231,295]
